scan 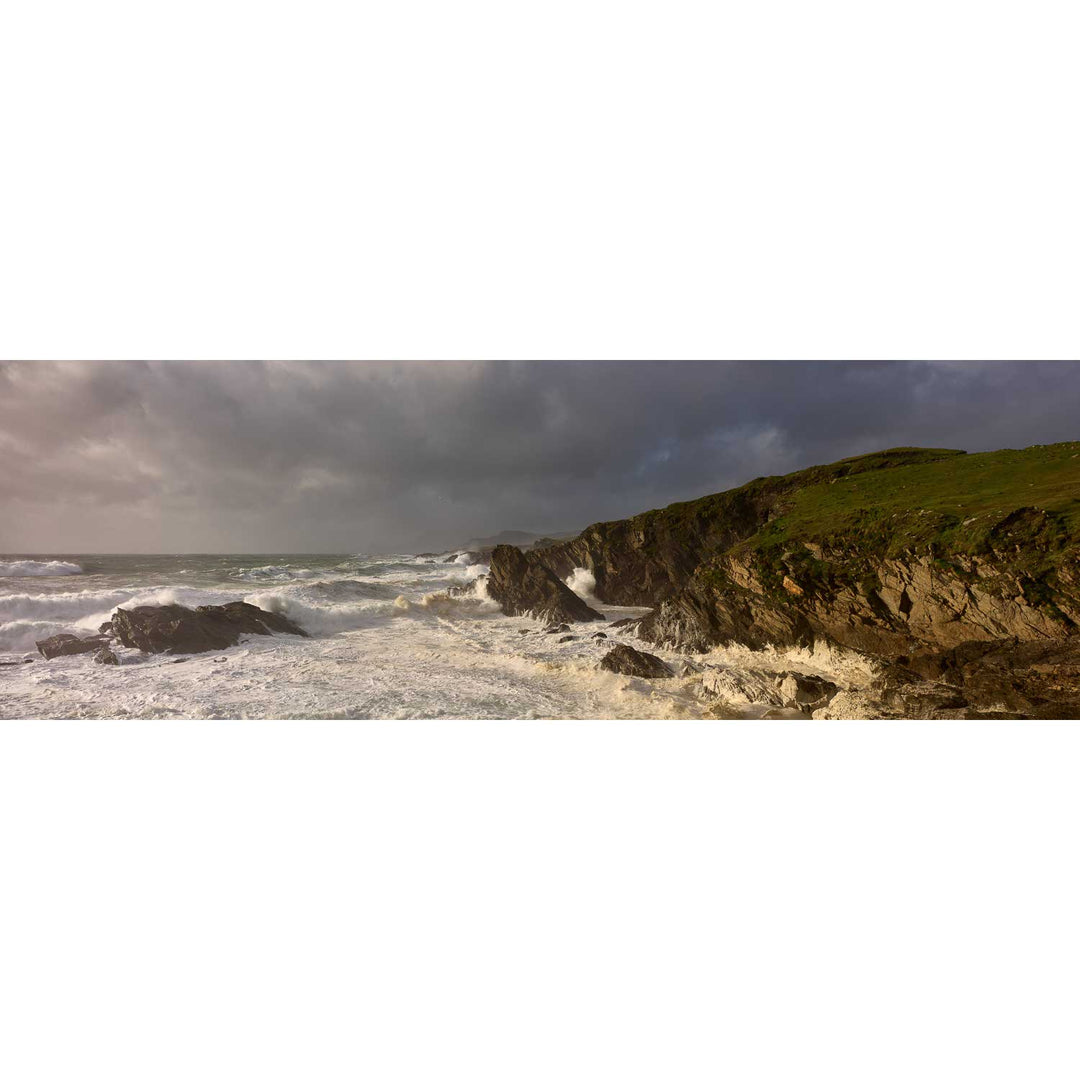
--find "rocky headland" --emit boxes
[483,442,1080,717]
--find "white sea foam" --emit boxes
[248,588,398,636]
[0,551,872,719]
[0,597,718,719]
[229,565,321,582]
[0,559,83,577]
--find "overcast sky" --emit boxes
[1,360,1077,554]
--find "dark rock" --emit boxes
[544,623,570,635]
[111,601,308,655]
[99,622,115,635]
[518,628,531,635]
[36,633,111,659]
[487,545,604,625]
[638,574,813,653]
[591,632,607,639]
[172,657,189,664]
[600,644,673,679]
[557,635,575,643]
[213,656,228,663]
[94,647,120,666]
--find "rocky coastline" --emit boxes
[482,443,1080,718]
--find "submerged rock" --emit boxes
[36,633,111,659]
[487,545,604,625]
[599,644,673,679]
[94,647,120,666]
[107,601,308,655]
[591,631,607,639]
[557,635,575,643]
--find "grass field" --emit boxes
[751,442,1080,559]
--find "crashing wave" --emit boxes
[564,566,596,599]
[0,560,83,578]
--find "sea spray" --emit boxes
[564,566,596,599]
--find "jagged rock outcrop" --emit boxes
[94,647,120,666]
[36,633,111,659]
[600,644,673,679]
[486,545,604,625]
[108,601,308,655]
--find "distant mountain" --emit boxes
[464,529,579,551]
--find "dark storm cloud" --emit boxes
[1,361,1077,553]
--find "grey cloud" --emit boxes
[1,361,1077,553]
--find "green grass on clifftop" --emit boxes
[749,442,1080,560]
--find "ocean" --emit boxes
[0,551,782,719]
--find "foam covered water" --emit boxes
[0,553,865,719]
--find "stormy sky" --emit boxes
[1,360,1077,554]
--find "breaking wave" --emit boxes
[0,560,83,578]
[565,566,596,599]
[229,565,322,582]
[0,584,236,653]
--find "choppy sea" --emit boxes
[0,552,760,719]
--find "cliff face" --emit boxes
[528,448,971,607]
[635,542,1080,655]
[487,442,1080,715]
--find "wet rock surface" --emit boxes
[107,601,308,655]
[600,644,673,679]
[36,633,111,659]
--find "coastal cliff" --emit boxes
[488,442,1080,717]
